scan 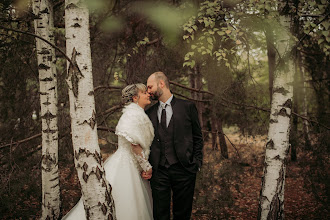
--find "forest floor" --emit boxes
[59,133,329,220]
[1,133,328,219]
[189,133,329,220]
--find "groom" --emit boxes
[144,71,203,220]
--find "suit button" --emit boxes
[157,139,160,142]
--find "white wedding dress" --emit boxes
[63,103,154,220]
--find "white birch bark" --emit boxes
[32,0,60,219]
[64,0,116,219]
[258,15,294,220]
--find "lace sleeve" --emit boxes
[131,144,152,172]
[134,151,152,172]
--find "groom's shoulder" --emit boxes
[175,97,194,107]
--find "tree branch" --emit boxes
[202,129,241,159]
[170,80,214,95]
[0,25,74,67]
[221,97,330,130]
[0,133,42,150]
[98,104,124,117]
[172,91,211,102]
[94,85,123,92]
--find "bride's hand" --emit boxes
[142,168,152,180]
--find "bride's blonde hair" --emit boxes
[121,83,147,104]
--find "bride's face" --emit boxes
[136,90,151,108]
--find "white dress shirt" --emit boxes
[157,95,173,127]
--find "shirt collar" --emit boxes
[159,94,173,107]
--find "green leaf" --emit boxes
[207,37,213,44]
[322,22,329,30]
[191,45,197,49]
[322,30,329,37]
[217,31,225,36]
[187,28,194,33]
[191,60,196,68]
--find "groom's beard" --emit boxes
[150,87,163,100]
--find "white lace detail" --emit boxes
[115,131,138,145]
[133,151,152,172]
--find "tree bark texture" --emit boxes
[258,16,294,220]
[299,54,311,149]
[265,26,276,104]
[194,65,204,129]
[65,0,116,219]
[210,107,218,150]
[290,48,299,162]
[32,0,60,219]
[216,118,228,159]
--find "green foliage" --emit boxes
[299,0,330,56]
[140,1,197,44]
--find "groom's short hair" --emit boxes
[153,71,170,88]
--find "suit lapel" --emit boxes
[171,96,178,141]
[150,102,160,138]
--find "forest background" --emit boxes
[0,0,329,219]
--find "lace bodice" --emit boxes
[113,136,149,172]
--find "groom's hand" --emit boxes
[141,168,152,180]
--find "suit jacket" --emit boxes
[146,96,203,173]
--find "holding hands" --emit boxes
[142,169,152,180]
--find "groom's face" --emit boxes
[147,76,163,100]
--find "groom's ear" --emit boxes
[159,80,165,88]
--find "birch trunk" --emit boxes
[65,0,116,219]
[32,0,60,219]
[258,15,294,220]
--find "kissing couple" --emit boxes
[63,71,204,220]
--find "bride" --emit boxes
[63,84,154,220]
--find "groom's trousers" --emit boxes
[150,163,196,220]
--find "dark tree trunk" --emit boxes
[210,106,218,150]
[299,54,312,149]
[265,26,276,104]
[194,64,203,129]
[290,49,299,162]
[217,118,228,159]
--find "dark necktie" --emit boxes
[161,104,167,129]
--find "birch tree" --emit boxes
[258,14,294,220]
[32,0,60,219]
[65,0,116,219]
